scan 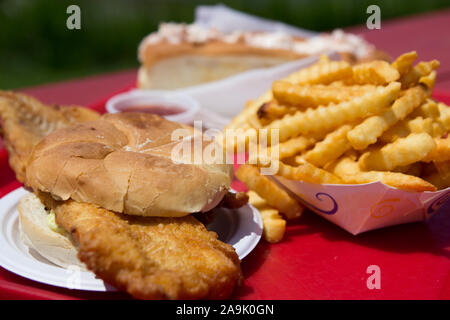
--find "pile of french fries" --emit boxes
[228,52,450,243]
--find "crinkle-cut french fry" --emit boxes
[226,91,273,131]
[266,82,401,142]
[410,99,448,137]
[302,125,352,167]
[437,102,450,131]
[264,136,315,160]
[247,112,263,129]
[391,51,418,76]
[335,84,378,94]
[340,171,436,192]
[272,81,377,109]
[380,111,447,142]
[247,191,286,243]
[256,101,297,125]
[422,137,450,162]
[233,59,352,128]
[246,190,267,208]
[259,207,287,243]
[317,54,331,65]
[424,172,450,190]
[409,99,440,119]
[390,86,431,119]
[347,85,429,149]
[419,70,437,90]
[407,117,434,135]
[227,60,352,131]
[249,136,314,164]
[228,59,368,134]
[400,60,440,89]
[329,157,436,192]
[423,106,449,139]
[328,80,345,87]
[349,60,400,85]
[285,60,353,85]
[359,133,436,171]
[380,118,414,142]
[225,101,254,130]
[379,116,434,143]
[226,105,255,131]
[236,164,303,219]
[224,91,274,152]
[275,159,342,184]
[300,129,331,142]
[326,156,361,176]
[432,122,446,138]
[217,126,258,156]
[224,114,250,131]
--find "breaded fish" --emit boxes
[0,91,100,182]
[0,91,242,299]
[39,192,242,299]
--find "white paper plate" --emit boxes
[0,187,262,292]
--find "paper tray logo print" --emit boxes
[426,191,450,215]
[295,192,338,215]
[370,198,400,219]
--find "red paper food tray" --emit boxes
[0,89,449,300]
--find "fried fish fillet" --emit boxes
[0,91,100,183]
[39,192,242,299]
[0,91,242,299]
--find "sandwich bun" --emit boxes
[18,193,85,270]
[137,24,385,90]
[26,113,233,217]
[137,25,304,89]
[137,47,299,90]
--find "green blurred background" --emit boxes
[1,0,449,89]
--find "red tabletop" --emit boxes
[1,9,450,300]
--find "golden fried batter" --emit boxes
[0,91,99,182]
[39,192,242,299]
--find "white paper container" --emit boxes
[273,176,450,235]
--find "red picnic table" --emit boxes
[1,9,450,300]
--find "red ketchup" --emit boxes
[123,105,185,116]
